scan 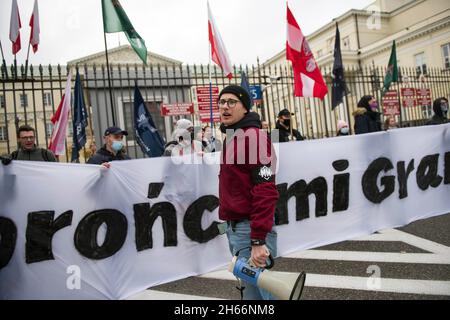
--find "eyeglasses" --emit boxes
[20,136,35,141]
[218,98,240,108]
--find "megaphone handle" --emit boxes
[235,246,275,270]
[265,254,274,270]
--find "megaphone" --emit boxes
[228,256,306,300]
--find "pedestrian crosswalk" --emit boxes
[128,227,450,300]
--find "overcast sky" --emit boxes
[0,0,375,66]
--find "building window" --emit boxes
[442,43,450,69]
[46,123,53,137]
[342,36,350,50]
[0,95,5,108]
[327,37,335,53]
[0,126,7,141]
[20,94,28,107]
[415,53,427,76]
[43,92,53,107]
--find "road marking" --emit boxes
[199,270,450,296]
[128,289,224,300]
[285,250,450,264]
[350,229,450,255]
[132,228,450,299]
[379,229,450,255]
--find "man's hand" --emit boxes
[101,162,111,169]
[1,156,12,166]
[250,244,270,268]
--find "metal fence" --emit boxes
[1,62,449,161]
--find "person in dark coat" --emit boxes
[87,126,131,167]
[218,85,279,300]
[353,95,382,134]
[275,109,304,142]
[426,97,448,125]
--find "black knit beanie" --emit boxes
[218,85,252,110]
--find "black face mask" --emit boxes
[282,119,291,127]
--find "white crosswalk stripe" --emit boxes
[131,228,450,300]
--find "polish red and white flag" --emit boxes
[9,0,22,55]
[29,0,40,53]
[208,1,233,79]
[286,4,328,99]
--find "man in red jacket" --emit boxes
[218,85,279,300]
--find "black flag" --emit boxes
[134,85,165,157]
[331,23,346,110]
[71,71,88,162]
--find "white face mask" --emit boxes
[340,127,349,135]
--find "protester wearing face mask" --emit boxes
[336,120,350,136]
[87,126,130,167]
[163,118,202,157]
[426,97,449,125]
[275,109,304,142]
[353,95,382,134]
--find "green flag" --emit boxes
[382,40,398,96]
[102,0,147,64]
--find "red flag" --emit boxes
[9,0,21,55]
[50,94,65,125]
[49,73,72,156]
[208,1,233,79]
[286,5,327,99]
[29,0,40,53]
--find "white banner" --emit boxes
[1,124,449,299]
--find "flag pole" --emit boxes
[322,100,330,138]
[14,54,17,79]
[344,91,352,135]
[24,42,31,79]
[396,76,403,128]
[208,28,215,140]
[103,30,116,126]
[0,40,8,79]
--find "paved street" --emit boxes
[129,213,450,300]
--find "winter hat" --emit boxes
[337,120,348,131]
[357,95,374,111]
[218,85,251,110]
[175,118,193,130]
[278,108,293,117]
[171,119,193,142]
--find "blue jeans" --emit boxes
[226,220,277,300]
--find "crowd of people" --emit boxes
[1,86,448,301]
[1,94,448,167]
